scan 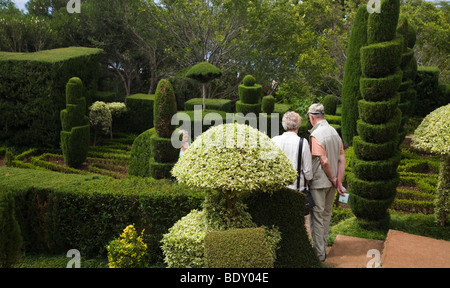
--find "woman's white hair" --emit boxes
[282,111,302,131]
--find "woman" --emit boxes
[272,111,313,191]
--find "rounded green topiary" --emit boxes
[238,84,263,104]
[171,123,297,195]
[322,95,338,115]
[186,62,222,84]
[366,0,400,44]
[243,75,256,87]
[262,95,276,114]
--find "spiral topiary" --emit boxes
[349,0,402,229]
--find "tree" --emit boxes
[341,4,369,146]
[185,62,222,110]
[413,104,450,226]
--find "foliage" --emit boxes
[0,167,205,261]
[107,224,149,268]
[0,47,102,148]
[60,77,90,168]
[204,227,279,268]
[349,0,402,229]
[413,104,450,225]
[160,210,208,268]
[245,188,321,268]
[322,94,338,115]
[154,79,177,139]
[184,98,233,113]
[185,62,222,84]
[413,104,450,155]
[171,123,297,195]
[0,189,22,268]
[125,94,155,134]
[341,4,369,145]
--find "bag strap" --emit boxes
[297,137,303,190]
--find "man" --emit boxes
[307,104,346,262]
[272,111,313,192]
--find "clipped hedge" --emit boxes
[245,188,320,268]
[205,227,276,268]
[125,94,155,134]
[184,98,233,112]
[0,47,102,148]
[0,167,205,262]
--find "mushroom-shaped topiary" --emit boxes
[413,103,450,226]
[185,62,222,110]
[171,123,297,210]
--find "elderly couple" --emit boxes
[272,104,346,262]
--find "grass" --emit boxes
[13,254,108,268]
[328,211,450,246]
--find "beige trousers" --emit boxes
[309,187,335,261]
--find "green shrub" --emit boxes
[366,0,400,44]
[358,94,400,125]
[0,47,102,148]
[350,0,402,229]
[154,80,177,139]
[125,94,155,134]
[245,188,321,268]
[107,224,149,268]
[413,66,444,117]
[161,209,208,268]
[243,75,256,87]
[0,167,205,261]
[128,128,155,177]
[356,109,401,144]
[360,69,403,102]
[322,95,338,115]
[205,227,279,268]
[341,5,369,145]
[60,77,90,168]
[0,189,23,268]
[261,95,276,114]
[238,84,263,104]
[235,100,262,115]
[360,37,403,78]
[171,123,297,196]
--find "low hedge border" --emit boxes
[0,167,205,263]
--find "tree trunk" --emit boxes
[202,83,207,111]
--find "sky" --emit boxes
[13,0,28,12]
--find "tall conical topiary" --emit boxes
[150,79,178,179]
[60,77,90,168]
[348,0,402,229]
[341,5,369,146]
[396,18,418,143]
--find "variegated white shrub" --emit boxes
[171,123,297,195]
